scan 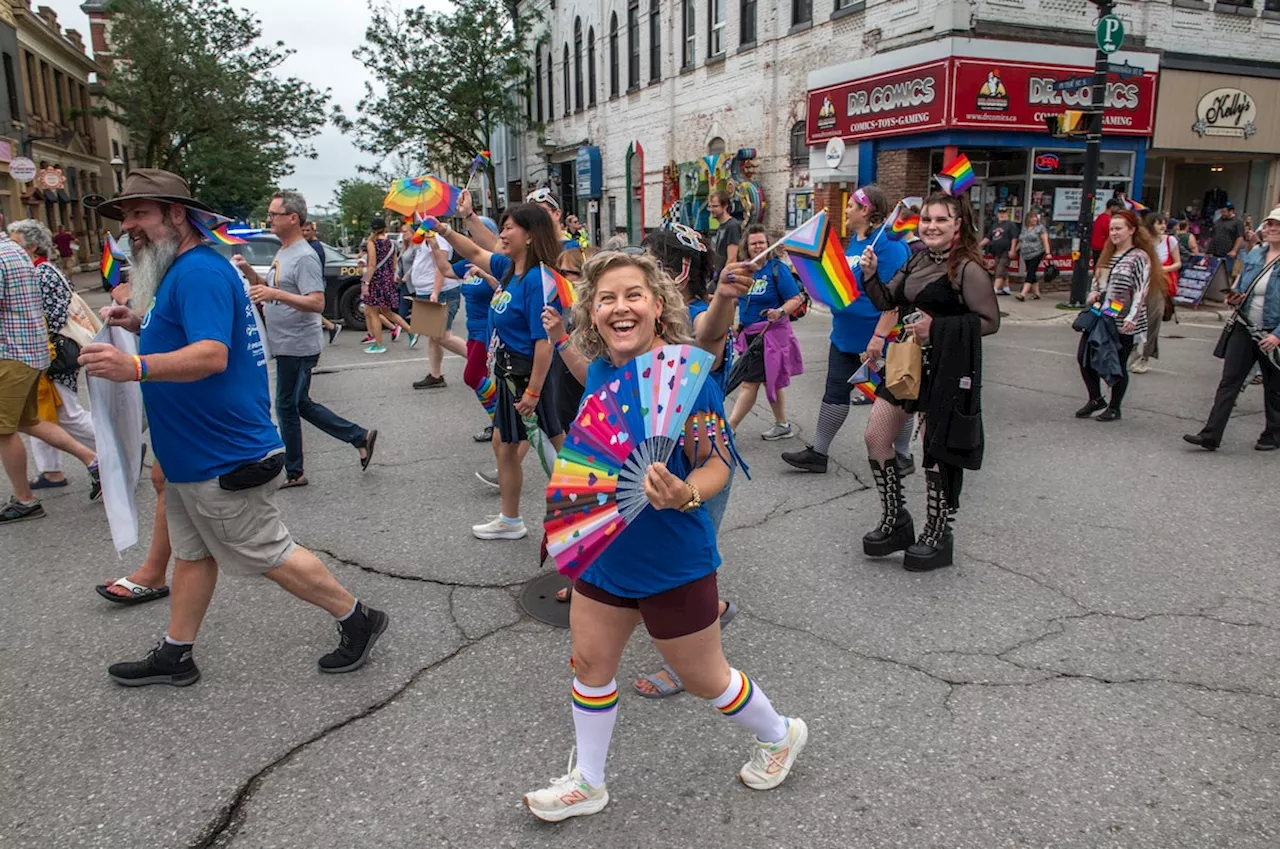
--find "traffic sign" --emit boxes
[1097,14,1124,53]
[1052,76,1093,93]
[1106,61,1143,79]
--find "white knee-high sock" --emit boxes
[711,668,787,744]
[571,678,618,788]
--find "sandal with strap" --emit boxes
[632,601,738,699]
[95,577,170,606]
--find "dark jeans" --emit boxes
[276,354,367,477]
[1078,331,1135,411]
[1199,323,1280,444]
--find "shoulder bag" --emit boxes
[1219,253,1280,370]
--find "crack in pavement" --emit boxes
[312,546,533,590]
[957,547,1090,613]
[721,485,869,535]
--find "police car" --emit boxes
[209,229,366,326]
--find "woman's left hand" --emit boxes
[906,311,932,341]
[643,463,691,510]
[1121,320,1137,334]
[1261,333,1280,353]
[515,392,538,416]
[542,305,566,340]
[764,308,784,322]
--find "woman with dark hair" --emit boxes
[1075,209,1165,421]
[857,193,1000,571]
[360,216,413,354]
[782,184,911,474]
[1133,213,1180,374]
[432,203,566,540]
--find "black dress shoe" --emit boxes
[780,446,828,473]
[1183,434,1219,451]
[1255,437,1279,452]
[1096,408,1121,422]
[1075,398,1107,418]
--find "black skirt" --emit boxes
[493,368,564,444]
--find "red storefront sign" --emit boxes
[807,60,950,144]
[807,57,1158,144]
[950,58,1156,136]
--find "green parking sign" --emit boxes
[1097,15,1124,53]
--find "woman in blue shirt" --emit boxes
[433,204,566,541]
[521,251,808,823]
[781,184,911,474]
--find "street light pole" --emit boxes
[1069,0,1116,308]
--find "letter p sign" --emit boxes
[1096,15,1124,54]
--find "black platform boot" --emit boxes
[863,458,915,557]
[902,469,954,572]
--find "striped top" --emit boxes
[1092,248,1150,336]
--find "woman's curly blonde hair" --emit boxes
[569,250,693,362]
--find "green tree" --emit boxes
[334,178,387,236]
[100,0,329,218]
[338,0,535,190]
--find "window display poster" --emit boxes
[1052,189,1108,221]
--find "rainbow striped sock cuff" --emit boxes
[716,670,755,716]
[572,679,619,713]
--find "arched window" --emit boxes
[609,13,619,97]
[708,136,726,155]
[790,121,807,165]
[546,50,555,120]
[627,0,640,89]
[649,0,660,82]
[573,18,583,112]
[562,44,570,115]
[588,27,597,105]
[535,51,544,123]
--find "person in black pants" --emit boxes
[1185,209,1280,452]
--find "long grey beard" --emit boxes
[129,234,181,311]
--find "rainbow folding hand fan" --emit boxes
[545,344,716,579]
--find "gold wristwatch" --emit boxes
[678,481,702,512]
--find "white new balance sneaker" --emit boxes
[738,716,808,790]
[471,515,527,540]
[523,764,609,822]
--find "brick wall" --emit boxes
[874,149,932,207]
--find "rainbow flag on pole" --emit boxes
[780,210,860,310]
[848,359,882,401]
[471,150,492,173]
[101,233,126,288]
[188,209,247,245]
[884,204,919,241]
[1123,196,1148,213]
[935,154,976,196]
[540,262,577,307]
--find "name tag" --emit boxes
[959,376,972,390]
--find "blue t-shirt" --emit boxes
[488,253,548,356]
[686,298,731,393]
[832,230,910,354]
[456,260,493,342]
[138,246,283,483]
[739,258,801,326]
[576,357,724,598]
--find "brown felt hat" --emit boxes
[88,168,218,220]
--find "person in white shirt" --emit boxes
[410,232,468,389]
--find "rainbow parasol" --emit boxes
[383,176,462,218]
[544,345,715,579]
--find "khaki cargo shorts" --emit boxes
[165,475,297,575]
[0,359,40,435]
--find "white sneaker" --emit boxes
[1131,357,1149,374]
[523,763,609,822]
[472,515,527,539]
[738,716,808,790]
[474,468,500,489]
[761,422,796,441]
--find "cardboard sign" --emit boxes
[409,299,448,338]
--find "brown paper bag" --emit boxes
[409,299,447,338]
[883,337,922,400]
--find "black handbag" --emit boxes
[493,341,534,380]
[1072,306,1101,334]
[47,334,80,377]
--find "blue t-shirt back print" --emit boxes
[739,258,801,326]
[138,245,282,484]
[487,253,548,356]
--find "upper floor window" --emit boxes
[609,13,620,97]
[535,51,544,122]
[588,27,598,104]
[649,0,661,82]
[562,44,570,115]
[682,0,696,68]
[790,121,807,165]
[709,0,725,56]
[792,0,812,26]
[627,0,641,89]
[741,0,757,44]
[573,19,584,112]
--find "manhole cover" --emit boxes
[519,572,572,628]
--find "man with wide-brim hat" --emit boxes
[79,168,389,687]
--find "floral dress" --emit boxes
[364,237,399,310]
[35,258,75,391]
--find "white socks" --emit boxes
[712,668,787,744]
[571,678,618,788]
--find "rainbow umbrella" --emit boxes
[383,176,461,218]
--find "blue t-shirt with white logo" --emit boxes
[738,258,802,326]
[138,245,282,483]
[455,260,494,342]
[487,253,548,356]
[832,230,909,354]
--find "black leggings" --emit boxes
[1078,332,1135,411]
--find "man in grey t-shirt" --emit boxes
[239,191,377,487]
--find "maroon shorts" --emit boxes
[573,572,719,640]
[463,338,488,389]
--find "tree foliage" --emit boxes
[333,178,387,236]
[101,0,330,218]
[339,0,535,185]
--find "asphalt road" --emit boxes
[3,300,1278,849]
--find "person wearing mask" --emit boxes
[1015,209,1050,301]
[979,206,1020,296]
[360,217,413,354]
[1132,214,1181,374]
[728,225,804,440]
[707,190,742,280]
[1075,210,1165,423]
[236,191,378,488]
[1208,201,1245,279]
[782,185,911,474]
[1184,207,1280,452]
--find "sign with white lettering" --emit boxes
[1192,87,1257,138]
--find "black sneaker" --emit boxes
[1255,436,1279,452]
[412,374,447,390]
[0,496,45,524]
[108,641,200,687]
[1183,433,1219,451]
[781,446,829,473]
[88,464,102,501]
[473,425,494,443]
[1074,398,1107,418]
[319,603,389,673]
[895,453,916,477]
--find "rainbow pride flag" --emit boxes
[884,204,919,241]
[471,150,492,173]
[101,233,126,288]
[1123,197,1148,213]
[780,210,860,310]
[936,154,976,196]
[1102,298,1125,317]
[540,262,576,307]
[848,359,881,401]
[475,376,498,420]
[188,210,247,245]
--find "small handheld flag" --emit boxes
[541,262,576,307]
[1122,197,1148,213]
[188,210,247,245]
[471,151,492,173]
[885,205,919,242]
[101,233,127,288]
[780,210,860,310]
[936,154,976,196]
[848,359,882,401]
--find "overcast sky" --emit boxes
[42,0,448,211]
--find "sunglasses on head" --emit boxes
[664,222,707,252]
[525,188,560,210]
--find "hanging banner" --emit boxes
[807,60,950,144]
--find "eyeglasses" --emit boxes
[265,210,295,219]
[525,187,560,210]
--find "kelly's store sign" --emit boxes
[808,58,1157,144]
